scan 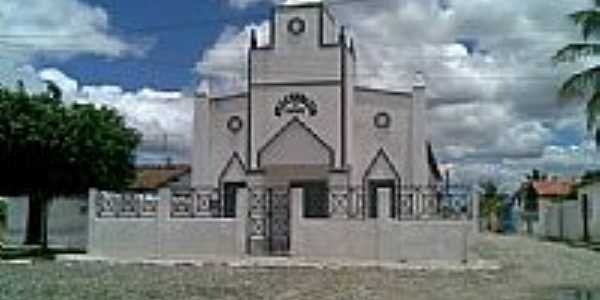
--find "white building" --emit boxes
[87,3,477,261]
[192,2,443,255]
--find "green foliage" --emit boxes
[523,182,538,212]
[479,181,503,218]
[0,84,141,196]
[582,169,600,182]
[553,3,600,147]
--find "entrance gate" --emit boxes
[247,187,290,256]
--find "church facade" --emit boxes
[191,2,445,255]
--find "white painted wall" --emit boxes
[6,196,88,249]
[290,188,475,262]
[88,189,248,259]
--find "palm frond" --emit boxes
[569,9,600,40]
[559,65,600,99]
[553,43,600,63]
[587,91,600,131]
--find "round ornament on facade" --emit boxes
[288,17,306,35]
[374,112,392,129]
[227,116,243,133]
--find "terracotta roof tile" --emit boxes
[532,180,575,197]
[130,164,191,190]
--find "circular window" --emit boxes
[288,17,306,35]
[227,116,243,133]
[374,112,391,129]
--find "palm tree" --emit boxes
[553,0,600,146]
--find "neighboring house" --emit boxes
[577,181,600,242]
[130,164,191,192]
[5,164,190,249]
[531,179,576,237]
[523,178,600,242]
[515,177,576,237]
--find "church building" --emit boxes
[192,2,444,255]
[85,2,477,262]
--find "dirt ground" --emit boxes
[0,234,599,300]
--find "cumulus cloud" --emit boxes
[0,0,144,62]
[203,0,600,190]
[227,0,320,9]
[195,21,270,95]
[0,0,176,164]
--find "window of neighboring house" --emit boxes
[292,181,329,218]
[367,180,396,219]
[222,182,247,218]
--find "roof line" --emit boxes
[354,86,413,96]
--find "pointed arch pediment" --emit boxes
[258,117,334,167]
[362,148,401,182]
[218,152,246,183]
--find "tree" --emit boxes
[0,84,141,251]
[479,181,503,232]
[553,0,600,147]
[581,169,600,183]
[523,182,538,212]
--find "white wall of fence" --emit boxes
[290,188,476,261]
[88,189,247,259]
[89,186,478,262]
[540,200,600,242]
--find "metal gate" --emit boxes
[267,187,290,255]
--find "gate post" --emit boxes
[87,188,98,255]
[290,188,304,256]
[247,171,268,256]
[376,188,391,261]
[329,172,349,219]
[236,188,249,256]
[157,188,171,259]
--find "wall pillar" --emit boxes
[236,188,249,256]
[87,189,98,254]
[376,188,391,260]
[247,171,268,256]
[157,188,171,259]
[290,188,304,256]
[472,188,480,234]
[329,171,349,219]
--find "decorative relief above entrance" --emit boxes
[274,93,318,117]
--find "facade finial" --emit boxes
[250,29,257,49]
[414,71,426,88]
[338,26,346,46]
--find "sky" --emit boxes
[1,0,600,191]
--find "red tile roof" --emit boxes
[130,164,190,190]
[532,180,575,198]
